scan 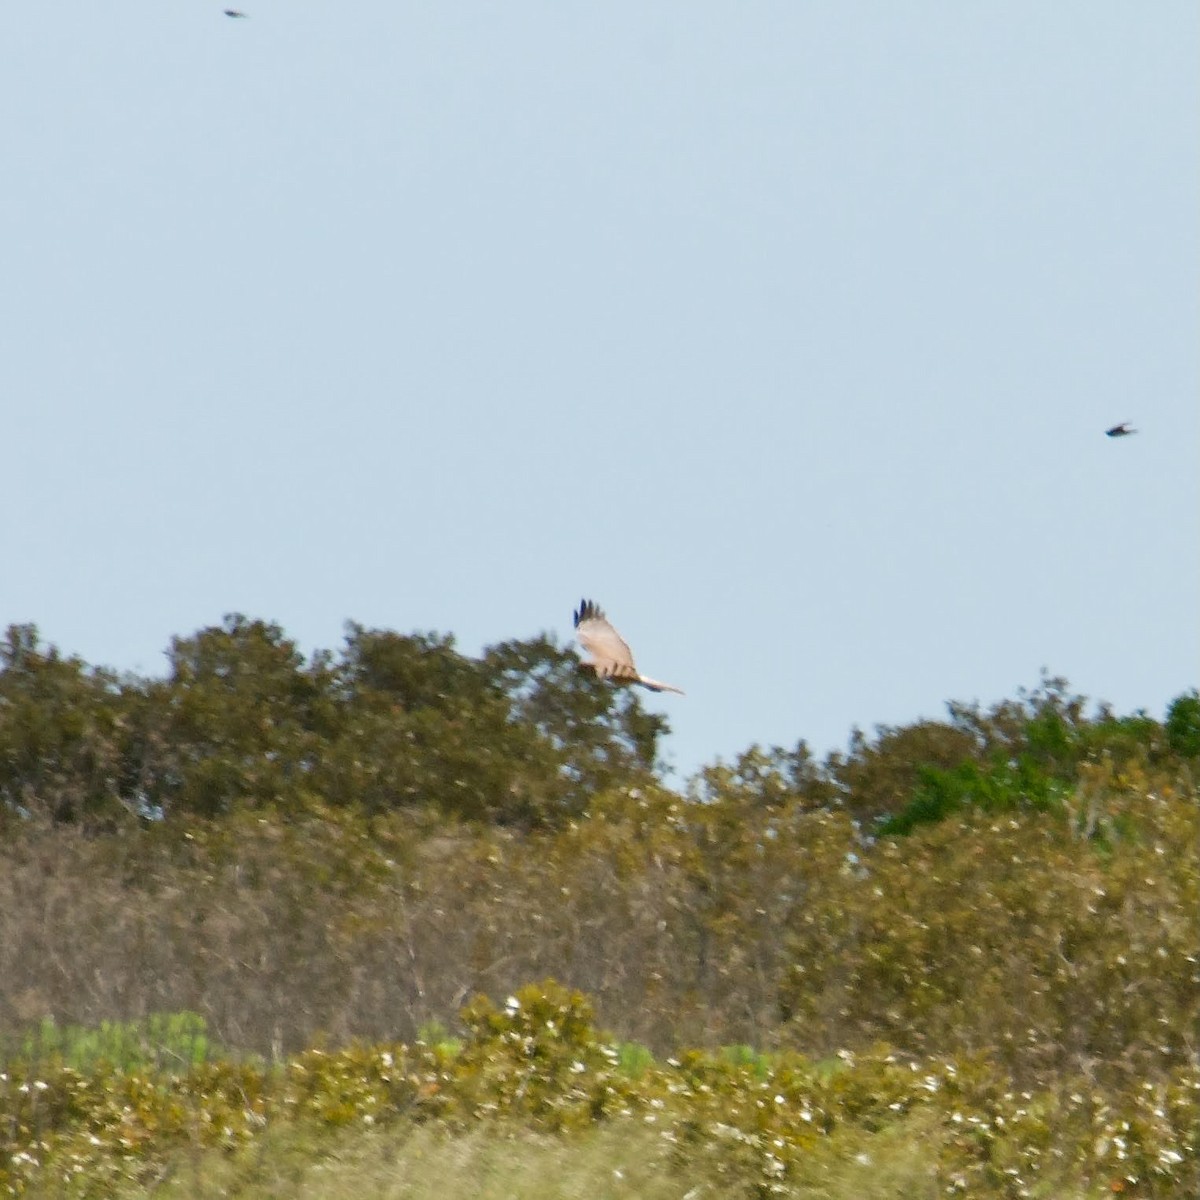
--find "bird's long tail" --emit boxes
[637,674,685,696]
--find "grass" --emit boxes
[30,1111,1111,1200]
[11,1096,1134,1200]
[99,1122,708,1200]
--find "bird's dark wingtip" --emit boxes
[574,598,601,628]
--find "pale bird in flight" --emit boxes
[573,599,684,695]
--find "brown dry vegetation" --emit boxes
[1,766,1196,1089]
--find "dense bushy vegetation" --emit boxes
[1,617,1197,1196]
[3,984,1197,1198]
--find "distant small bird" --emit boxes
[573,599,684,695]
[1105,422,1136,438]
[223,9,248,16]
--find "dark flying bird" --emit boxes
[573,599,684,695]
[223,9,248,16]
[1105,422,1137,438]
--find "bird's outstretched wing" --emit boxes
[574,599,637,678]
[573,599,684,695]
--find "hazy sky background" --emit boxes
[3,2,1197,779]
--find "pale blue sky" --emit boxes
[3,3,1197,778]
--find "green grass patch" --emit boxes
[91,1122,706,1200]
[0,1012,219,1074]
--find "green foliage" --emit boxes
[615,1042,655,1078]
[0,1013,213,1074]
[720,1043,774,1080]
[825,718,984,826]
[1165,690,1200,757]
[863,676,1188,837]
[878,755,1071,836]
[0,625,129,824]
[147,616,336,818]
[415,1021,463,1057]
[0,617,669,827]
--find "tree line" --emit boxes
[1,615,1197,831]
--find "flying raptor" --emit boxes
[573,599,684,695]
[1105,422,1136,438]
